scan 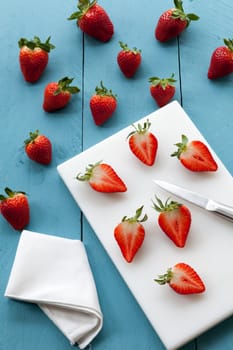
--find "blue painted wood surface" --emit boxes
[0,0,233,349]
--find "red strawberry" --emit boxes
[155,0,199,42]
[76,161,127,193]
[68,0,114,42]
[152,196,191,248]
[0,188,30,230]
[90,81,117,125]
[171,134,218,172]
[117,41,142,78]
[43,77,80,112]
[208,38,233,79]
[18,36,55,83]
[24,130,52,165]
[149,74,176,107]
[154,262,205,294]
[114,206,147,263]
[127,119,158,166]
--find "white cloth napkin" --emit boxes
[5,230,103,349]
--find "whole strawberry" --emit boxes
[90,81,117,125]
[117,41,142,78]
[155,262,205,294]
[208,38,233,79]
[149,74,176,107]
[68,0,114,42]
[0,188,30,230]
[155,0,199,42]
[127,119,158,166]
[114,206,147,262]
[43,77,80,112]
[24,130,52,165]
[171,134,218,172]
[152,196,191,248]
[18,36,55,83]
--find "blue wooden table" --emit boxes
[1,1,233,349]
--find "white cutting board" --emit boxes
[57,101,233,350]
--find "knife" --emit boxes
[153,179,233,222]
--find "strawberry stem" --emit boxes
[119,41,141,54]
[18,36,55,52]
[223,38,233,52]
[94,81,117,99]
[24,130,40,146]
[149,74,176,90]
[127,119,151,138]
[170,134,188,158]
[67,0,97,21]
[54,77,80,96]
[122,205,148,223]
[76,161,102,181]
[172,0,199,26]
[0,188,26,201]
[154,267,173,285]
[152,196,181,212]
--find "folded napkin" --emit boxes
[5,230,103,349]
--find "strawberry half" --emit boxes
[171,134,218,172]
[117,41,142,78]
[155,0,199,42]
[0,188,30,230]
[149,74,176,107]
[208,38,233,79]
[18,36,55,83]
[90,81,117,125]
[68,0,114,42]
[127,119,158,166]
[24,130,52,165]
[76,161,127,193]
[152,196,191,248]
[154,262,205,294]
[43,77,80,112]
[114,206,147,263]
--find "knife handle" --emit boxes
[209,200,233,222]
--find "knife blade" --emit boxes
[153,179,233,222]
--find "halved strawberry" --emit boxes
[171,134,218,172]
[154,262,206,294]
[0,188,30,230]
[127,119,158,166]
[152,196,191,247]
[114,206,147,262]
[76,161,127,193]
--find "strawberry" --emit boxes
[68,0,114,42]
[114,206,147,263]
[76,161,127,193]
[117,41,142,78]
[208,38,233,79]
[18,36,55,83]
[154,262,205,294]
[0,188,30,230]
[43,77,80,112]
[24,130,52,165]
[149,74,176,107]
[152,196,191,248]
[171,134,218,172]
[127,119,158,166]
[155,0,199,42]
[90,81,117,125]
